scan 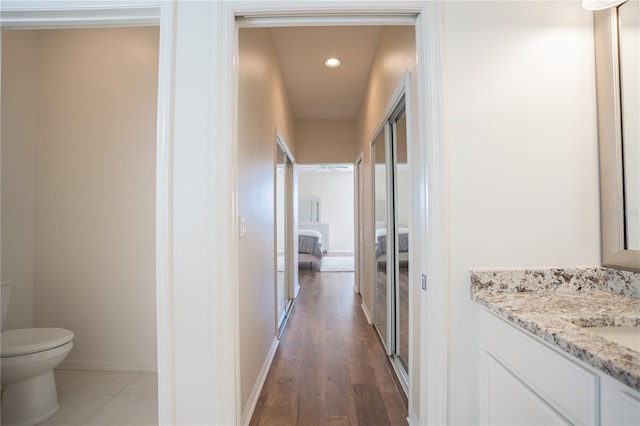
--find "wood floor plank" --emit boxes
[250,270,407,426]
[352,383,392,425]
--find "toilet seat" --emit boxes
[1,328,74,357]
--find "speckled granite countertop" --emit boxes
[471,267,640,392]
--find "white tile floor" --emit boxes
[40,370,158,426]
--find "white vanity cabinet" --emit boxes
[480,310,640,425]
[600,371,640,426]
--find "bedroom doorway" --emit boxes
[297,164,354,273]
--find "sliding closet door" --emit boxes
[392,110,409,374]
[276,146,287,330]
[276,137,295,335]
[372,130,391,351]
[371,93,410,388]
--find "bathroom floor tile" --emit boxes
[53,369,84,391]
[43,371,157,425]
[39,394,114,426]
[55,370,139,395]
[81,395,158,426]
[119,372,158,396]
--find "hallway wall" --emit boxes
[237,27,297,415]
[440,2,599,423]
[295,119,357,164]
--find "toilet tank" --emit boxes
[1,281,11,331]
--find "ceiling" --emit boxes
[269,26,383,120]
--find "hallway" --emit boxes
[250,270,408,426]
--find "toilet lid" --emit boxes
[1,328,74,357]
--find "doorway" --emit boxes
[1,26,160,424]
[298,164,355,273]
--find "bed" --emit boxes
[375,227,409,265]
[298,229,324,269]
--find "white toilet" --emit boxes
[1,282,74,426]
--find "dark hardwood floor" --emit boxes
[250,270,408,426]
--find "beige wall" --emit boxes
[1,28,158,370]
[296,119,356,164]
[1,30,40,329]
[237,28,296,415]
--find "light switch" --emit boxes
[240,217,247,238]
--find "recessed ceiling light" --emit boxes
[324,57,342,68]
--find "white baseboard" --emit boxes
[240,337,279,426]
[59,359,157,372]
[360,302,372,324]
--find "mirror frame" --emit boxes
[594,7,640,272]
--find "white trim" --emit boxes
[0,1,160,28]
[215,4,242,425]
[416,4,448,426]
[360,302,372,325]
[154,2,176,424]
[236,15,416,28]
[240,337,279,426]
[407,412,421,426]
[58,360,157,372]
[231,1,425,17]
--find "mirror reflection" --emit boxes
[276,144,287,330]
[372,95,410,387]
[393,112,409,373]
[373,130,389,349]
[618,0,640,250]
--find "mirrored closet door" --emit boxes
[276,137,294,333]
[372,95,410,389]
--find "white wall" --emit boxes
[1,30,39,330]
[440,2,600,423]
[298,168,354,252]
[237,27,296,414]
[2,28,159,370]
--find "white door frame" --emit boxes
[0,2,179,424]
[1,1,448,425]
[234,3,447,424]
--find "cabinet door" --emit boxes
[483,353,569,425]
